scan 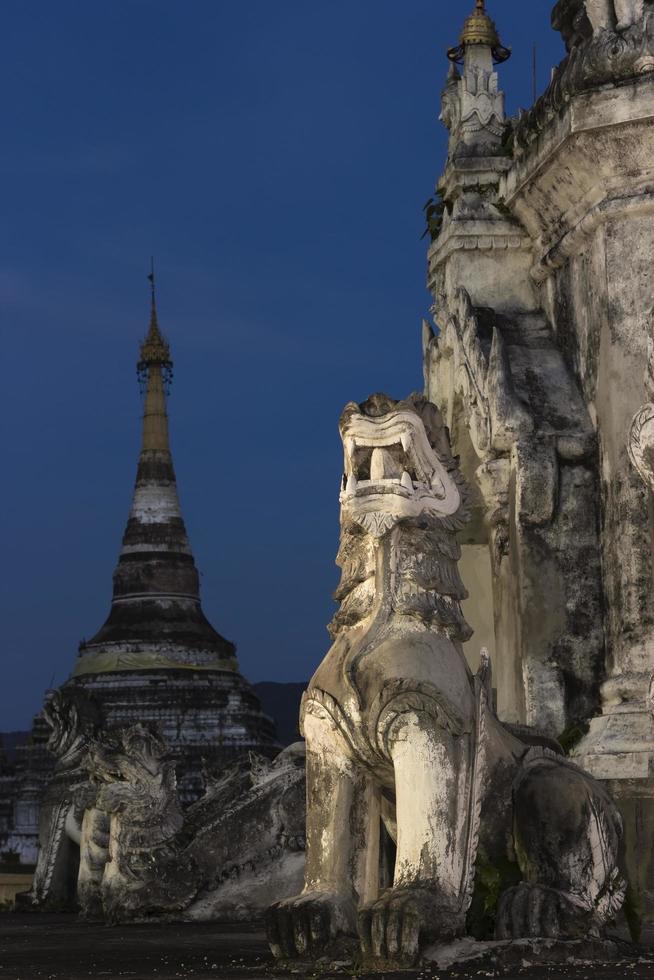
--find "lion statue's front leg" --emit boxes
[357,706,472,961]
[267,707,371,958]
[267,697,474,962]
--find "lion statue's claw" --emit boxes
[266,891,357,960]
[495,883,596,940]
[358,887,463,965]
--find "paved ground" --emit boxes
[1,914,654,980]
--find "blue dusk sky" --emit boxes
[0,1,564,730]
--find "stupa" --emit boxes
[65,275,278,801]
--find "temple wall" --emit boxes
[436,248,538,314]
[597,214,654,667]
[426,40,654,937]
[538,208,654,701]
[538,206,654,929]
[542,231,606,410]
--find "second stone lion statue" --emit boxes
[267,393,626,966]
[80,724,306,922]
[27,687,307,922]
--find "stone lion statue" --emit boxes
[267,393,626,966]
[79,723,306,923]
[26,682,307,922]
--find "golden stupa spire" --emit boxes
[139,259,171,367]
[447,0,511,65]
[137,261,174,453]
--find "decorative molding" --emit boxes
[629,403,654,488]
[515,3,654,154]
[440,53,506,159]
[628,333,654,489]
[356,511,399,540]
[429,230,531,276]
[531,192,654,283]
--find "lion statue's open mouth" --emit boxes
[339,393,462,532]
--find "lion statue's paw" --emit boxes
[358,886,464,965]
[495,883,598,940]
[266,890,357,960]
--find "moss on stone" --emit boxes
[557,719,590,756]
[467,852,522,939]
[623,881,643,944]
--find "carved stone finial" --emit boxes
[448,0,511,65]
[441,2,510,156]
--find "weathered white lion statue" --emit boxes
[267,393,625,967]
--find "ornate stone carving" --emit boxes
[27,687,306,921]
[425,285,604,733]
[440,60,506,159]
[440,2,510,159]
[42,688,101,769]
[629,335,654,490]
[267,394,625,968]
[77,724,306,923]
[27,689,101,909]
[585,0,646,33]
[514,1,654,153]
[630,403,654,488]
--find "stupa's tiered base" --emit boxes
[70,669,277,802]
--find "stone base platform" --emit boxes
[1,914,653,980]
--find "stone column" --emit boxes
[569,212,654,925]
